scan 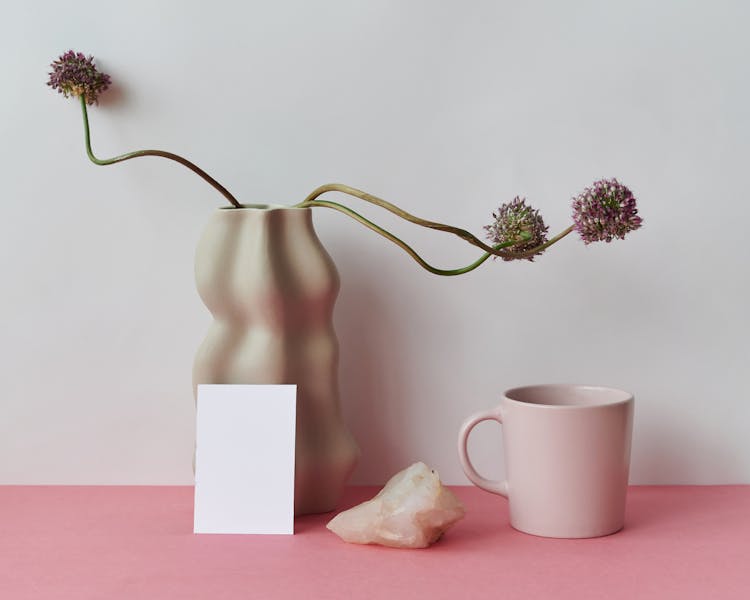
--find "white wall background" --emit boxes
[1,0,748,486]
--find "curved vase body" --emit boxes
[193,205,360,515]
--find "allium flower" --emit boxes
[45,49,642,276]
[485,197,549,261]
[47,50,111,105]
[572,178,642,244]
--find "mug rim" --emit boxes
[503,383,633,409]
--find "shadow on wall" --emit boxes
[334,270,414,485]
[97,80,126,108]
[633,405,741,484]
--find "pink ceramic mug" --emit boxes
[458,384,634,538]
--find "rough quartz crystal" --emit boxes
[326,462,465,548]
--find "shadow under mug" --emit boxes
[458,384,634,538]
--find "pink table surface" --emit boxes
[0,485,748,600]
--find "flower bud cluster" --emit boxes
[485,197,549,261]
[47,50,111,105]
[571,178,642,244]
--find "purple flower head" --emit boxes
[572,178,642,244]
[47,51,111,105]
[485,197,549,261]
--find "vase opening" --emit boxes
[220,203,305,211]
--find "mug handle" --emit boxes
[457,407,509,498]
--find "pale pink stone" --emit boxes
[326,462,465,548]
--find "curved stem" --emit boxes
[298,182,511,256]
[503,225,575,259]
[80,96,241,208]
[299,183,573,260]
[297,199,526,276]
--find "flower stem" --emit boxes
[298,183,574,261]
[504,225,575,258]
[78,96,575,271]
[298,183,513,256]
[297,198,529,276]
[80,96,241,208]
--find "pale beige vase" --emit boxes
[192,204,360,515]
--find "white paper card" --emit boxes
[194,384,296,535]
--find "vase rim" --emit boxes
[219,203,307,211]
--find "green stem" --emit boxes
[503,225,575,259]
[297,199,528,276]
[80,96,241,208]
[298,183,574,260]
[79,97,575,271]
[297,182,510,256]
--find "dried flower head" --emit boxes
[571,179,642,244]
[47,50,111,105]
[485,197,549,261]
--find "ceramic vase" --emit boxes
[193,204,360,515]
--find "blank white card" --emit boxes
[194,384,297,535]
